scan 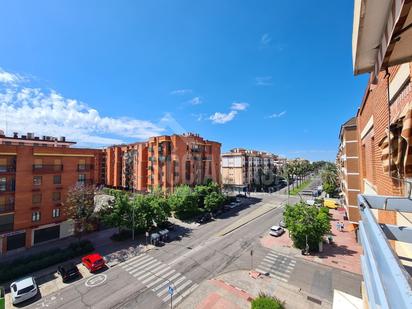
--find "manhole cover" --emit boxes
[307,296,322,305]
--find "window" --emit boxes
[78,159,86,171]
[185,161,191,181]
[54,159,62,171]
[33,176,42,186]
[53,175,61,185]
[0,177,6,191]
[52,208,60,218]
[32,211,40,222]
[52,192,61,202]
[32,193,42,204]
[34,159,42,168]
[78,174,86,182]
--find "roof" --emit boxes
[338,116,357,139]
[352,0,412,81]
[13,277,34,290]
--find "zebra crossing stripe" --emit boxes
[263,256,277,262]
[131,261,162,276]
[140,265,171,283]
[153,273,181,293]
[146,269,175,288]
[122,256,151,269]
[123,256,154,271]
[121,254,145,265]
[162,280,192,303]
[172,283,199,306]
[156,273,182,296]
[157,276,185,298]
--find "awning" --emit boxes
[352,0,412,81]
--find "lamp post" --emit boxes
[132,206,135,241]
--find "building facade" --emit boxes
[337,117,361,223]
[221,148,285,192]
[0,131,102,254]
[105,133,221,192]
[351,0,412,306]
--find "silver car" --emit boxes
[269,225,285,237]
[10,277,38,305]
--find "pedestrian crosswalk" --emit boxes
[255,250,296,282]
[121,254,198,306]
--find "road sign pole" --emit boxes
[170,293,173,309]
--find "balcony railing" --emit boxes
[32,164,63,173]
[77,164,94,172]
[358,194,412,309]
[0,165,16,173]
[77,179,94,186]
[0,202,14,214]
[0,182,15,193]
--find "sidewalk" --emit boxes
[260,209,362,275]
[177,270,332,309]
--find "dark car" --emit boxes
[196,213,212,224]
[57,262,81,282]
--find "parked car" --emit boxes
[269,225,285,237]
[279,219,286,228]
[236,194,246,198]
[82,253,106,272]
[57,262,81,282]
[223,204,231,212]
[10,277,38,305]
[196,213,212,224]
[324,199,339,209]
[159,220,175,231]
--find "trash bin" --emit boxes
[150,233,160,246]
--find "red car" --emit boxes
[82,253,106,272]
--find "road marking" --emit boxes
[172,283,199,306]
[140,265,171,283]
[85,274,107,287]
[154,273,181,294]
[146,269,175,288]
[123,256,153,270]
[162,280,192,302]
[131,261,162,276]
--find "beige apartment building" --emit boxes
[337,117,361,224]
[221,148,285,192]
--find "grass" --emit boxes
[289,179,311,196]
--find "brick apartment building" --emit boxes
[0,131,102,254]
[336,117,361,223]
[221,148,285,192]
[105,133,221,192]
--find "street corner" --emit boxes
[260,230,293,251]
[176,273,255,309]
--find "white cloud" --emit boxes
[0,72,165,147]
[170,89,192,95]
[0,68,23,85]
[261,33,272,46]
[268,111,287,118]
[188,96,202,105]
[255,76,272,86]
[231,102,249,111]
[209,111,237,124]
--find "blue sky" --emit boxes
[0,0,368,161]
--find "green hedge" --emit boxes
[0,240,94,283]
[251,293,285,309]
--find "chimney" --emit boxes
[27,132,34,139]
[13,132,18,138]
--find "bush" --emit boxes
[0,240,94,283]
[251,293,285,309]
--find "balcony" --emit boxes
[0,182,15,193]
[0,202,14,214]
[77,179,94,186]
[77,164,94,172]
[32,164,63,173]
[0,165,16,174]
[357,194,412,309]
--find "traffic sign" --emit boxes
[168,286,174,296]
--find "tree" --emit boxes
[321,163,338,196]
[64,184,96,240]
[251,293,285,309]
[101,192,133,232]
[146,190,171,227]
[204,191,225,212]
[169,185,200,220]
[283,202,331,251]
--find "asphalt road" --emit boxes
[24,186,361,309]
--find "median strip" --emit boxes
[216,201,285,237]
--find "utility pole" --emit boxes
[132,206,135,241]
[250,249,254,270]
